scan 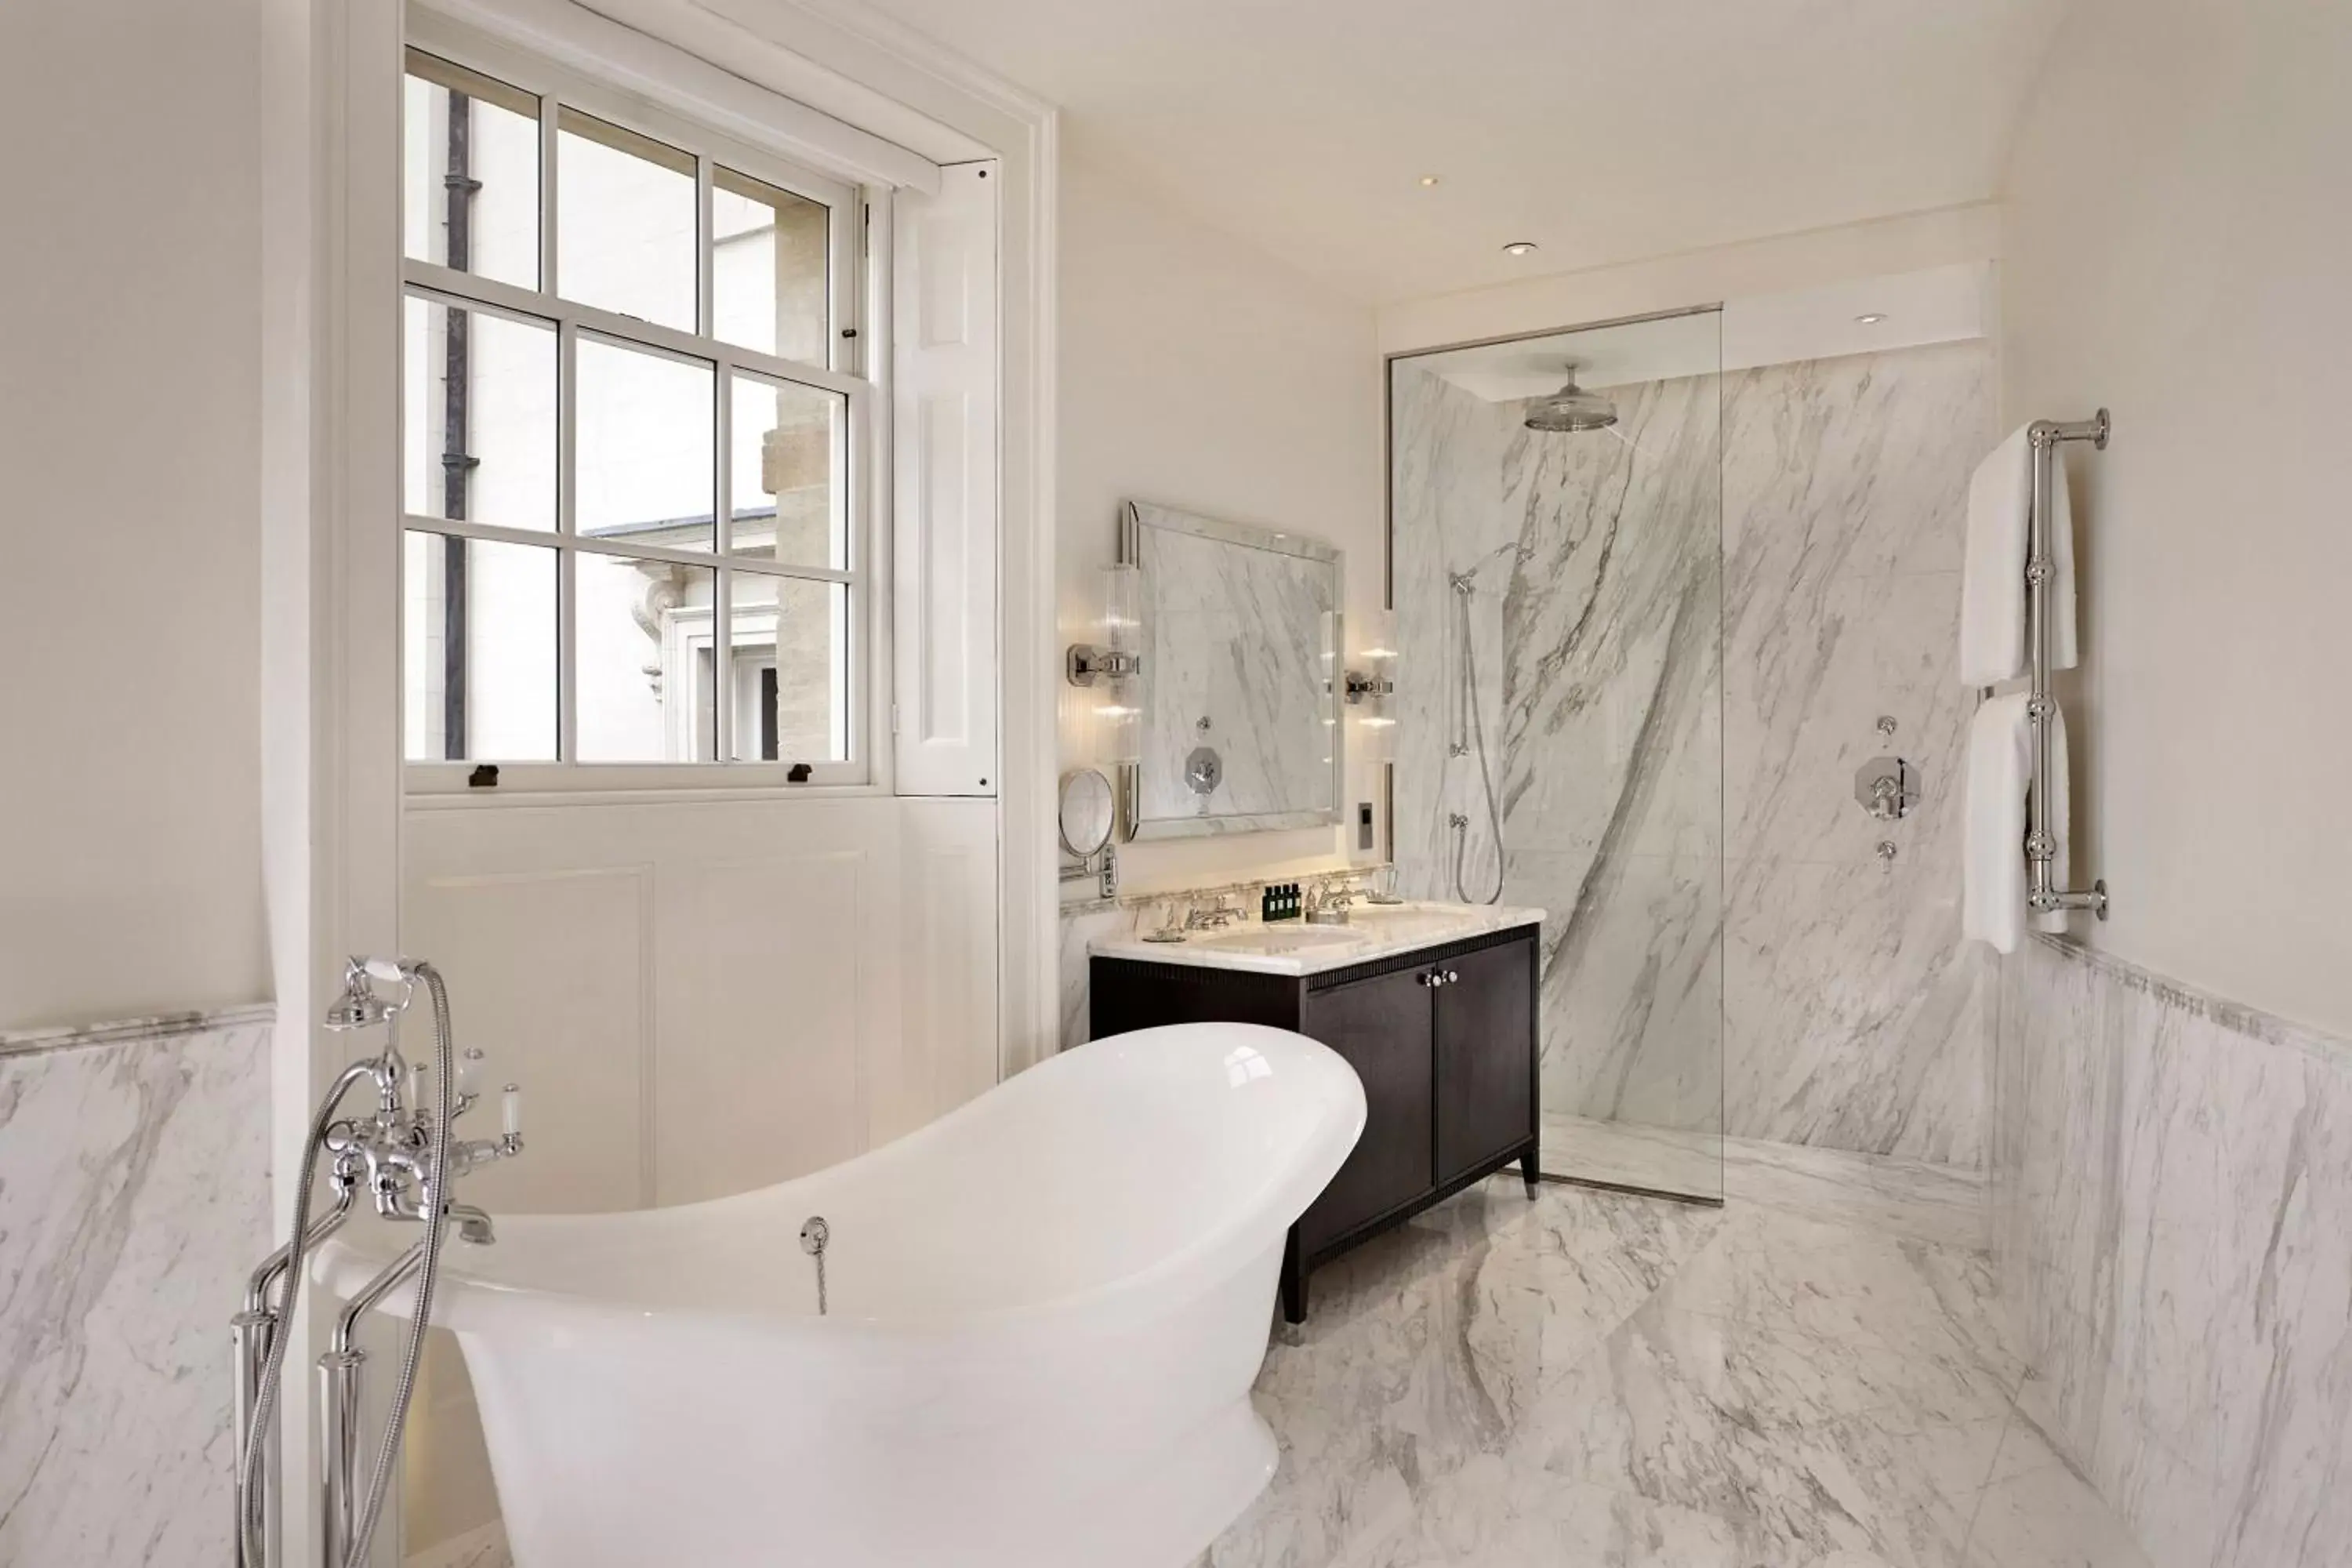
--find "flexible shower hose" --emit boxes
[1452,589,1508,906]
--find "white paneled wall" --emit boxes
[405,795,997,1212]
[402,793,996,1548]
[893,162,1001,798]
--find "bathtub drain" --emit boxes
[800,1216,829,1316]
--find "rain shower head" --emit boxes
[1524,361,1617,433]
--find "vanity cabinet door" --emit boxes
[1433,937,1535,1185]
[1298,966,1435,1250]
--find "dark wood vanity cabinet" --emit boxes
[1091,924,1539,1322]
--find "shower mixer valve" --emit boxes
[320,1017,524,1223]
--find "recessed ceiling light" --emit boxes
[1418,175,1441,188]
[1855,312,1888,325]
[1501,241,1538,257]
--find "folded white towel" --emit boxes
[1962,694,2071,953]
[1959,427,2078,686]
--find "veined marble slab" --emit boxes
[1089,901,1544,978]
[0,1004,273,1565]
[1994,935,2352,1568]
[1543,1111,1990,1250]
[1390,342,1994,1170]
[1200,1169,2141,1568]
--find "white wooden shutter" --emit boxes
[891,161,999,796]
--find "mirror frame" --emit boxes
[1121,499,1345,841]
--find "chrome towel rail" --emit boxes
[2027,409,2111,919]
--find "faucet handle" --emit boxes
[456,1047,487,1102]
[500,1083,523,1142]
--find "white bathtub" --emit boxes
[321,1022,1364,1568]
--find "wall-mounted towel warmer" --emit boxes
[2028,410,2111,919]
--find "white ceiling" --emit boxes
[844,0,2066,303]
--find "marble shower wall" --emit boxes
[0,1007,272,1563]
[1393,360,1726,1150]
[1392,340,1994,1168]
[1993,936,2352,1568]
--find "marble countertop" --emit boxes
[1088,901,1545,977]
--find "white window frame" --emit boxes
[401,13,887,793]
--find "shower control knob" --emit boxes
[500,1084,523,1141]
[457,1047,486,1100]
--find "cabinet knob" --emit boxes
[1419,971,1439,988]
[1443,970,1459,984]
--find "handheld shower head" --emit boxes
[1525,361,1617,434]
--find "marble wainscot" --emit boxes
[1391,341,1994,1173]
[1994,935,2352,1568]
[0,1004,274,1564]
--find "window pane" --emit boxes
[557,108,696,331]
[713,167,829,366]
[729,374,846,570]
[728,574,848,763]
[576,554,717,761]
[403,51,539,291]
[577,336,715,550]
[403,296,556,531]
[403,532,557,761]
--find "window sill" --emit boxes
[405,762,883,809]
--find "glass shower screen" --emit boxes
[1386,308,1725,1202]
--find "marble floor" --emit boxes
[1196,1160,2151,1568]
[412,1149,2146,1568]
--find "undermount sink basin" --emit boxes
[1190,925,1363,955]
[1331,906,1472,938]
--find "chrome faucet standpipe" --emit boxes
[233,957,524,1568]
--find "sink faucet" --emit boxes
[1306,877,1358,927]
[1185,895,1243,931]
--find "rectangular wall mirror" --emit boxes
[1125,500,1342,839]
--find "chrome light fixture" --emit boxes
[1069,561,1145,770]
[1344,607,1399,764]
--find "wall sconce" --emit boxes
[1345,607,1399,764]
[1068,561,1144,771]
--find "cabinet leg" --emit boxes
[1520,1149,1540,1200]
[1280,1227,1308,1324]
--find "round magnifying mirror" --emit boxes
[1057,768,1116,858]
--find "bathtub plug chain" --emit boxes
[800,1216,829,1316]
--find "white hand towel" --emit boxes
[1962,692,2071,953]
[1959,427,2078,685]
[1962,694,2028,953]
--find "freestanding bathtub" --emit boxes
[320,1022,1364,1568]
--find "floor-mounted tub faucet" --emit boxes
[233,956,523,1568]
